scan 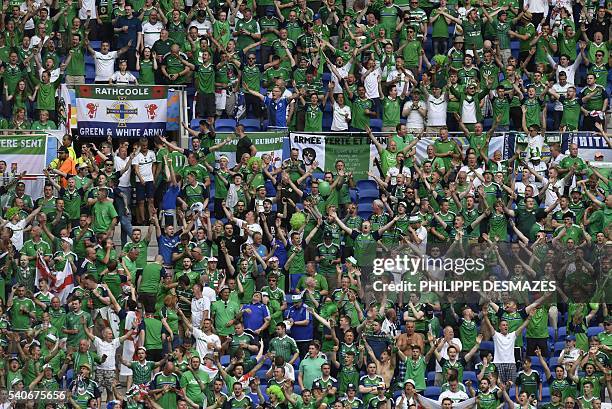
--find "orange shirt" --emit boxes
[58,157,77,187]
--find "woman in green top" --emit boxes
[302,92,328,132]
[136,48,157,85]
[11,107,31,129]
[5,79,35,118]
[245,157,266,195]
[160,294,180,352]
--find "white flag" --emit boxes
[55,260,74,304]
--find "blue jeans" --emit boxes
[116,186,133,245]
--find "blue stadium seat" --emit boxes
[530,357,545,373]
[427,371,436,386]
[542,387,551,401]
[557,327,566,339]
[462,371,478,385]
[349,188,358,203]
[553,341,565,352]
[587,326,603,338]
[89,40,102,50]
[215,118,237,132]
[357,180,378,192]
[480,341,494,351]
[358,210,372,220]
[424,386,441,399]
[357,202,373,214]
[357,197,376,208]
[312,172,324,181]
[238,118,261,132]
[359,189,380,201]
[190,118,203,129]
[369,118,383,132]
[220,355,230,366]
[548,357,559,368]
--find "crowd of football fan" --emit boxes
[0,0,608,130]
[0,121,609,409]
[0,0,610,407]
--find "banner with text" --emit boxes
[290,133,377,180]
[290,133,511,178]
[214,132,285,168]
[567,132,612,161]
[76,85,168,138]
[0,134,47,197]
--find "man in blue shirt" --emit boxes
[152,215,182,267]
[243,85,298,128]
[241,291,271,337]
[284,294,313,357]
[114,4,141,70]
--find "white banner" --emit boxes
[214,133,285,169]
[76,85,168,138]
[0,134,47,199]
[569,133,612,161]
[290,133,509,179]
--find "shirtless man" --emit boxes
[364,340,396,388]
[396,321,425,355]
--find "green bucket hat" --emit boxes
[5,207,19,220]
